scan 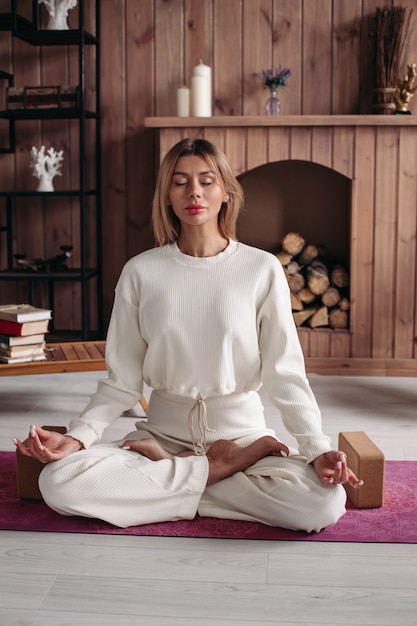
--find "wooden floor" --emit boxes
[0,371,416,625]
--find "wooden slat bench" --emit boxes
[0,341,107,376]
[0,341,148,414]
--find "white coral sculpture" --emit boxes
[30,145,64,192]
[38,0,78,30]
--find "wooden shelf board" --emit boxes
[144,115,417,128]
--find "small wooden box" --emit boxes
[338,431,385,508]
[16,426,67,500]
[6,85,80,110]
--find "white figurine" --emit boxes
[38,0,78,30]
[30,146,64,192]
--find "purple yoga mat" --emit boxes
[1,453,416,542]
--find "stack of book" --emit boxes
[0,304,52,364]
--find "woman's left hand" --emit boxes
[313,451,364,488]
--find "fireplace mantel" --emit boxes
[146,116,417,376]
[145,115,417,128]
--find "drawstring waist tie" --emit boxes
[188,395,216,455]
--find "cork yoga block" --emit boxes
[16,426,67,500]
[338,431,385,508]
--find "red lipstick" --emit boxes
[186,204,205,214]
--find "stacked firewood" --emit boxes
[276,232,350,329]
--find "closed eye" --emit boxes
[172,170,217,187]
[172,177,214,186]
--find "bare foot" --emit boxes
[177,450,197,457]
[206,436,288,485]
[123,438,196,461]
[123,438,174,461]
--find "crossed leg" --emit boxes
[123,436,289,486]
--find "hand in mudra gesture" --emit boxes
[14,425,82,464]
[313,450,363,488]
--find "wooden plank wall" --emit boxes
[0,0,416,366]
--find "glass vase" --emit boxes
[265,89,281,115]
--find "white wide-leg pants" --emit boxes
[39,391,347,532]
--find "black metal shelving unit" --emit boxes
[0,0,102,340]
[0,68,15,153]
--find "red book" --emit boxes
[0,318,50,337]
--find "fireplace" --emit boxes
[238,160,351,333]
[145,115,417,375]
[237,160,350,266]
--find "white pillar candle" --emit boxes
[190,61,212,117]
[193,61,211,81]
[176,86,190,117]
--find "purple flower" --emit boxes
[256,66,291,89]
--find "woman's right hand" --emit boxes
[14,424,83,464]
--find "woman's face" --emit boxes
[168,155,227,231]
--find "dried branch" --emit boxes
[372,5,413,89]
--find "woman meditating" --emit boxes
[15,138,362,530]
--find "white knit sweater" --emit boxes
[67,240,332,462]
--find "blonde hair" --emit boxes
[152,138,244,246]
